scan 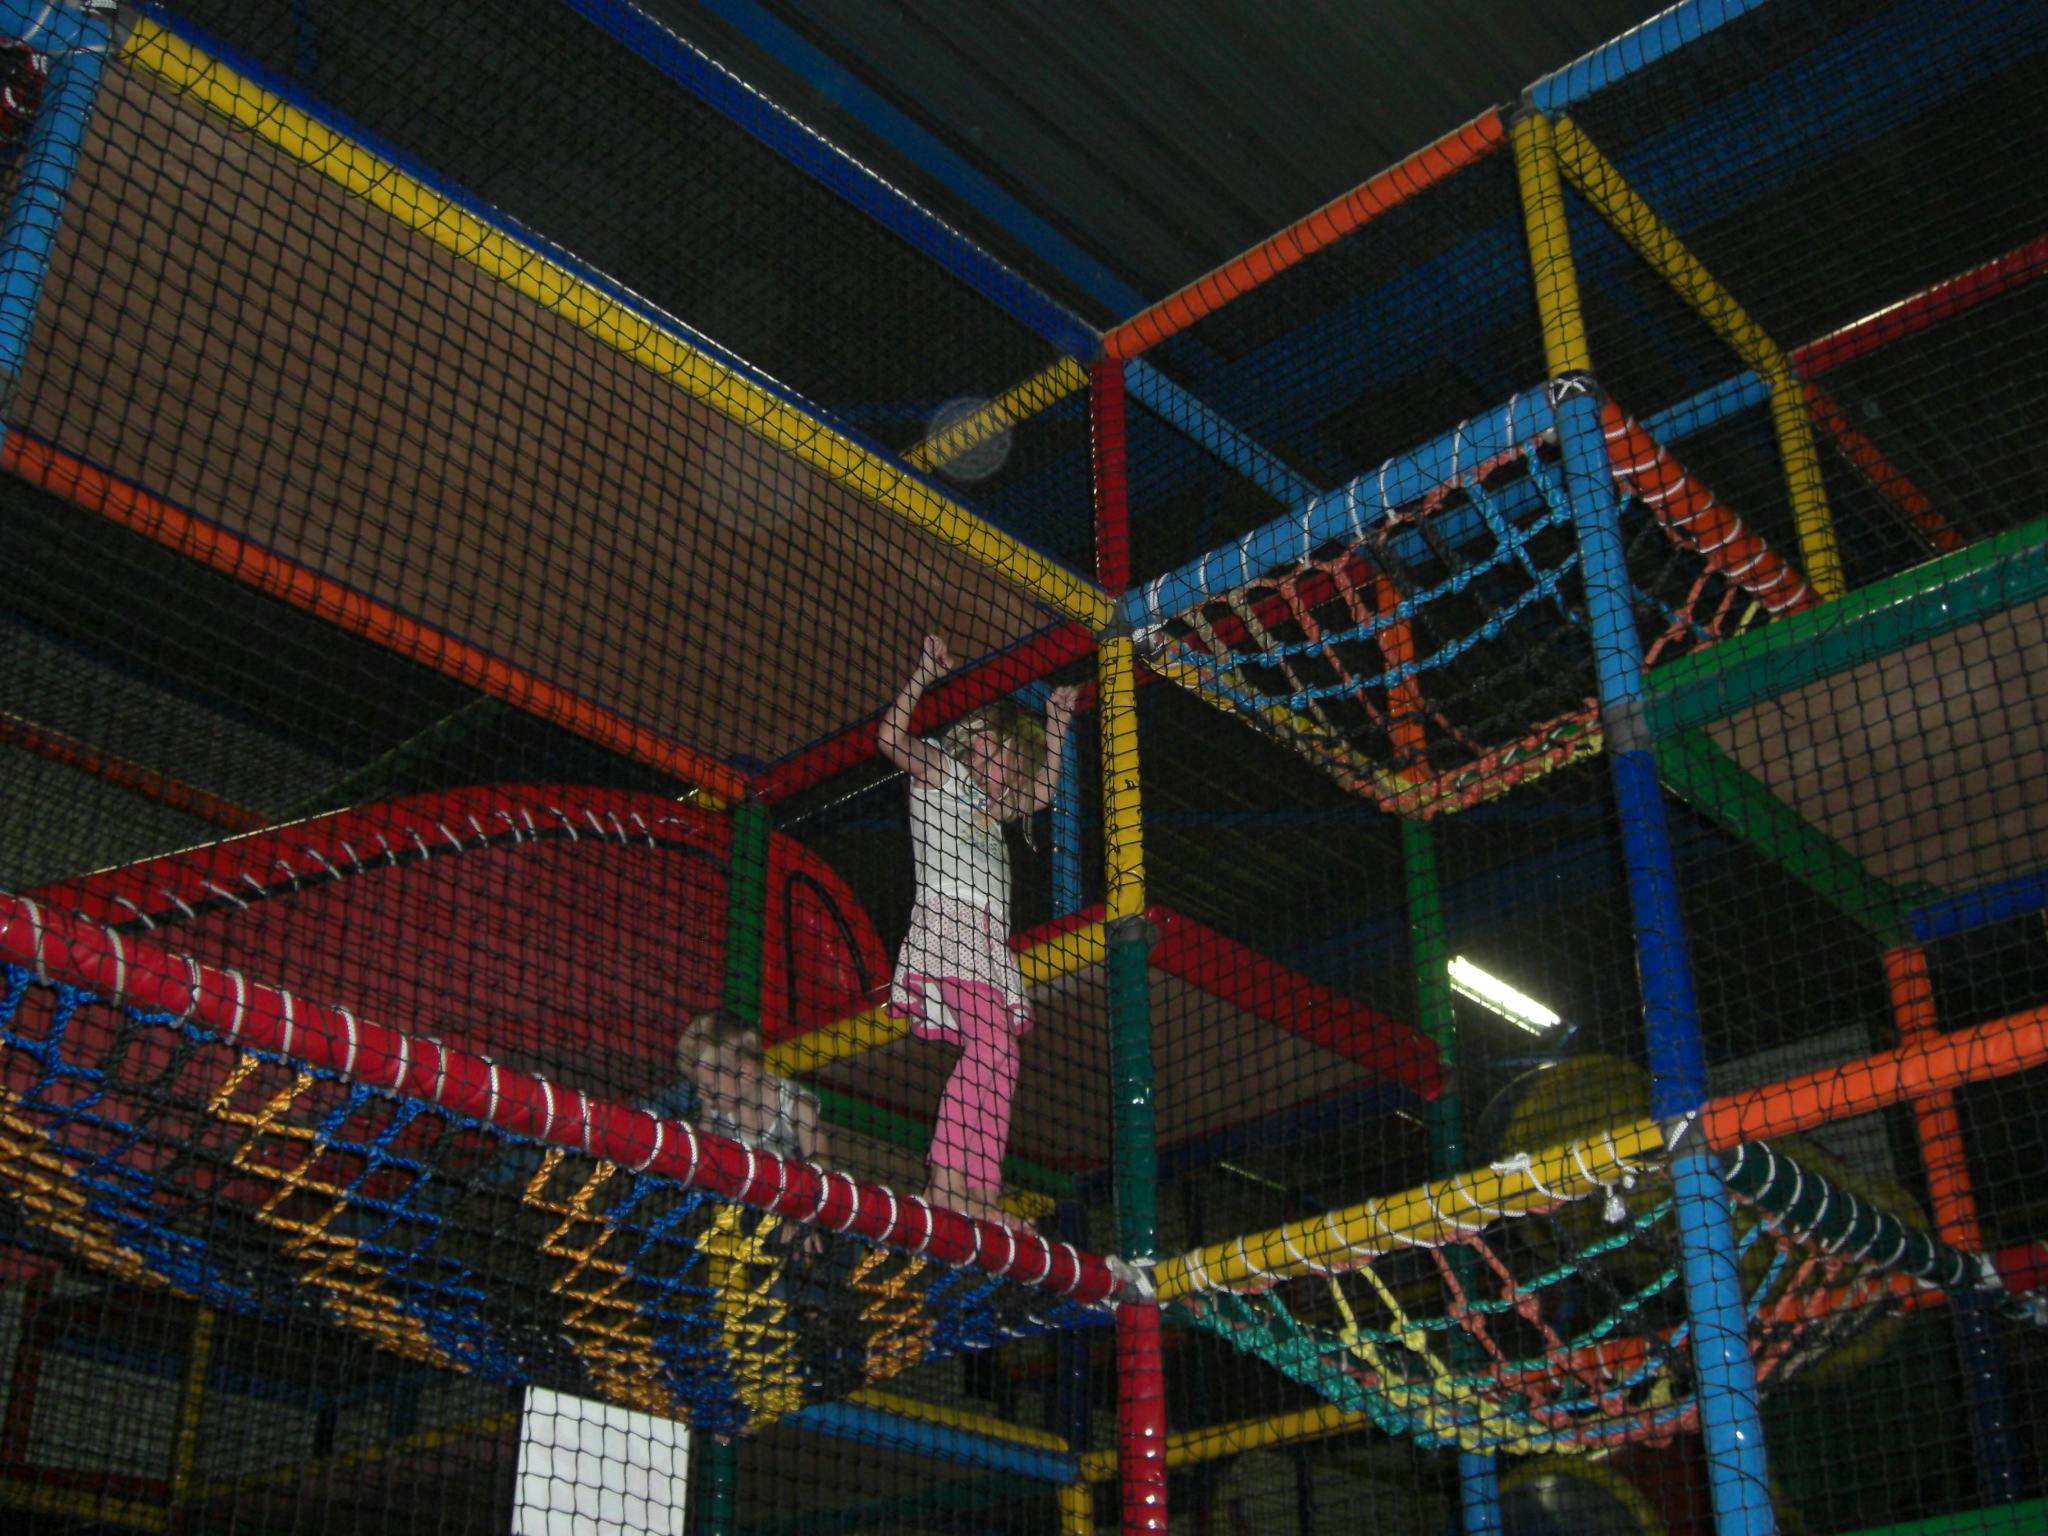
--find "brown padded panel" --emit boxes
[14,63,1052,764]
[1709,596,2048,894]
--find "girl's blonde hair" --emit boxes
[939,697,1047,788]
[676,1007,760,1071]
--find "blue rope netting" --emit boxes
[0,963,1105,1436]
[1163,446,1728,722]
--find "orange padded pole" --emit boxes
[1102,112,1505,361]
[1,434,750,803]
[1802,384,1964,554]
[1885,945,1985,1249]
[0,713,267,833]
[1699,1004,2048,1152]
[1601,400,1821,616]
[1374,575,1430,769]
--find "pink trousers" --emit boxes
[911,977,1026,1191]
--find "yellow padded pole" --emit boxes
[167,1307,216,1506]
[765,1005,909,1077]
[850,1390,1070,1452]
[123,19,1114,629]
[1078,1402,1375,1482]
[187,1410,520,1503]
[905,356,1091,474]
[1057,1480,1096,1536]
[1156,1116,1667,1299]
[1548,114,1844,598]
[1510,112,1594,377]
[766,920,1107,1076]
[1098,635,1145,922]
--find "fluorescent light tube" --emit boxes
[1448,955,1561,1035]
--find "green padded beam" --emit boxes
[287,696,504,818]
[1646,518,2048,738]
[1835,1498,2046,1536]
[703,795,773,1536]
[1654,728,1919,942]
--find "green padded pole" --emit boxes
[1833,1497,2046,1536]
[287,696,504,818]
[1646,517,2048,738]
[1654,729,1914,943]
[721,796,771,1020]
[1106,923,1157,1263]
[1107,922,1157,1257]
[1720,1141,2009,1306]
[702,794,771,1536]
[1402,816,1465,1172]
[1403,815,1501,1533]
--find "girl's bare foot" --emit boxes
[968,1187,1037,1237]
[925,1171,1037,1237]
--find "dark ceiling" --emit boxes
[644,0,1666,328]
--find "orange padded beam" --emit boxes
[1884,945,1985,1249]
[1699,1005,2048,1151]
[1,434,750,803]
[1102,112,1506,361]
[0,713,267,833]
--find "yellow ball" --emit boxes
[1485,1057,1910,1379]
[1497,1056,1669,1290]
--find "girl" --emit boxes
[879,635,1077,1229]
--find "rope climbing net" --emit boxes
[0,897,1122,1441]
[1163,1124,2043,1456]
[1135,391,1818,817]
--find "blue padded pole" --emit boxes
[1952,1291,2025,1504]
[556,0,1103,356]
[1530,0,1774,114]
[1645,370,1774,446]
[1909,864,2048,945]
[686,0,1146,326]
[782,1402,1078,1484]
[1553,376,1775,1536]
[1053,732,1083,916]
[0,1,115,419]
[1140,357,1767,636]
[1517,104,1771,1523]
[0,2,108,60]
[1124,359,1320,507]
[1050,1199,1093,1455]
[1125,384,1554,627]
[1459,1455,1503,1536]
[1015,679,1083,916]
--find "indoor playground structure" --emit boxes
[0,0,2043,1533]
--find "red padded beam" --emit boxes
[0,893,1126,1306]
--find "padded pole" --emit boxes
[1885,946,2022,1503]
[703,795,773,1536]
[0,1,114,420]
[1095,348,1164,1536]
[1402,818,1502,1534]
[1514,107,1776,1536]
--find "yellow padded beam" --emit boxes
[1156,1116,1666,1299]
[123,19,1113,629]
[1548,113,1843,599]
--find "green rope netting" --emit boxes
[1176,1137,2012,1455]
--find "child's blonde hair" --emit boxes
[940,698,1047,787]
[676,1007,760,1072]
